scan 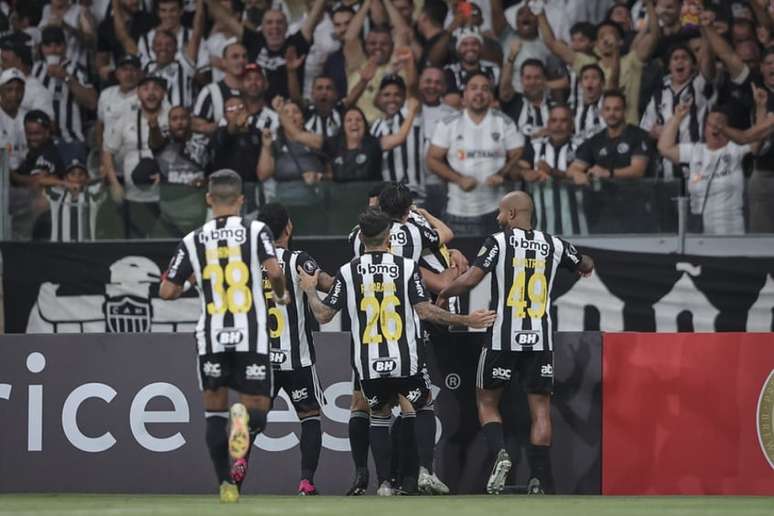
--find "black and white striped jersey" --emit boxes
[370,105,424,191]
[502,93,550,138]
[473,227,582,352]
[573,96,605,144]
[525,137,588,235]
[443,60,500,95]
[144,58,195,108]
[193,80,241,123]
[263,247,320,371]
[349,219,440,262]
[304,101,344,138]
[44,183,105,242]
[166,216,278,356]
[565,67,581,110]
[31,59,91,142]
[322,252,428,379]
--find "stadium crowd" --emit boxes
[3,0,774,240]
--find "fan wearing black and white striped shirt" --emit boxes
[304,76,344,138]
[438,191,594,496]
[42,158,105,242]
[34,26,97,143]
[572,64,606,144]
[142,28,199,109]
[300,207,495,496]
[522,104,588,236]
[192,42,246,135]
[370,75,424,195]
[257,202,337,496]
[640,43,717,179]
[442,28,500,110]
[500,58,550,139]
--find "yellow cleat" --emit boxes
[220,481,240,503]
[229,403,250,460]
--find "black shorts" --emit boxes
[360,373,431,411]
[197,351,272,396]
[476,348,554,394]
[272,365,326,413]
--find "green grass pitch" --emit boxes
[0,495,772,516]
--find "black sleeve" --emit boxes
[418,224,440,250]
[242,27,264,60]
[557,238,583,272]
[296,251,321,276]
[407,264,430,305]
[574,138,595,166]
[322,270,347,310]
[289,30,312,53]
[166,242,194,285]
[630,130,651,159]
[522,139,536,167]
[256,224,278,263]
[96,19,114,53]
[444,68,460,94]
[472,235,500,272]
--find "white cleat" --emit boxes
[486,449,512,495]
[376,481,396,496]
[418,466,450,495]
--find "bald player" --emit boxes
[438,191,594,495]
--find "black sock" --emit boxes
[205,412,230,484]
[389,415,403,483]
[416,407,436,472]
[244,409,267,462]
[527,445,552,492]
[482,422,505,456]
[300,417,322,483]
[399,412,418,491]
[349,411,370,471]
[369,414,392,484]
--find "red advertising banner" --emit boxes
[602,333,774,495]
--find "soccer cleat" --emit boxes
[527,477,545,495]
[376,480,396,496]
[345,468,369,496]
[230,458,248,486]
[228,403,251,461]
[418,466,450,495]
[219,481,240,503]
[297,479,319,496]
[486,449,512,495]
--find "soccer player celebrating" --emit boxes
[299,208,496,496]
[159,170,289,503]
[437,191,594,495]
[256,202,335,495]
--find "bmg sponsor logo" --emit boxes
[357,262,400,279]
[509,235,550,256]
[198,227,246,245]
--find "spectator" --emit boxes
[192,41,245,135]
[133,0,207,68]
[38,156,106,242]
[500,57,550,138]
[102,75,170,238]
[427,72,524,235]
[149,105,208,236]
[520,103,587,235]
[450,2,504,65]
[323,107,383,182]
[96,53,140,150]
[38,0,97,65]
[96,0,155,82]
[0,68,28,170]
[203,0,326,100]
[32,26,97,143]
[415,0,451,69]
[547,22,597,110]
[10,110,65,188]
[573,63,606,144]
[240,63,278,133]
[0,37,55,117]
[658,100,773,235]
[568,90,652,185]
[258,97,327,188]
[7,4,42,45]
[321,6,354,99]
[204,0,240,83]
[443,28,500,109]
[641,41,717,180]
[303,75,345,138]
[538,0,661,124]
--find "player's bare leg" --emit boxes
[202,388,238,502]
[346,387,371,495]
[477,387,511,495]
[229,394,271,490]
[297,408,322,496]
[415,391,449,495]
[526,393,552,494]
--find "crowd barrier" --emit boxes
[1,332,771,495]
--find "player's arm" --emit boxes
[437,265,487,300]
[317,272,336,292]
[263,257,288,304]
[413,207,454,245]
[419,267,459,295]
[298,269,339,324]
[578,255,594,277]
[414,301,495,329]
[160,246,194,300]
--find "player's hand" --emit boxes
[485,174,504,187]
[466,309,497,329]
[297,267,320,292]
[273,290,291,305]
[457,175,478,192]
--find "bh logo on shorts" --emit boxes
[245,364,267,381]
[492,367,512,380]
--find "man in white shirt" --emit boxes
[427,72,524,235]
[0,68,28,170]
[102,75,170,238]
[0,38,55,117]
[96,54,141,149]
